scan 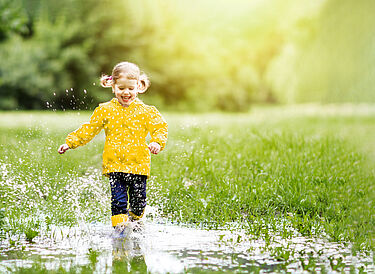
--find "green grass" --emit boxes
[0,105,374,252]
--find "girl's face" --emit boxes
[112,75,140,107]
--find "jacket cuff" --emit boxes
[65,139,77,149]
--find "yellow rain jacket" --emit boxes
[65,98,168,177]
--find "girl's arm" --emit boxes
[59,106,105,153]
[147,106,168,153]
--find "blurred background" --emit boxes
[0,0,374,111]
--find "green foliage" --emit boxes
[0,0,108,110]
[0,0,28,41]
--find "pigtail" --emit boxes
[100,75,113,88]
[138,72,150,93]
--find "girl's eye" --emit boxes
[129,87,134,90]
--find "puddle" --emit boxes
[0,217,373,273]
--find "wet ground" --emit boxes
[0,217,374,273]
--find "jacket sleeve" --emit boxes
[65,106,105,149]
[147,106,168,151]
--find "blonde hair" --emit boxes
[100,62,150,93]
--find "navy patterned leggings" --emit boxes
[108,172,147,218]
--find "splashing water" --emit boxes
[45,88,91,111]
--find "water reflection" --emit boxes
[110,222,184,273]
[111,238,148,273]
[111,224,147,272]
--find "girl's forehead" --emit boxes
[116,76,137,86]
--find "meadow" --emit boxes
[0,104,374,272]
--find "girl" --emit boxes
[58,62,168,229]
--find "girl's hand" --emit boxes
[58,144,70,154]
[148,142,161,155]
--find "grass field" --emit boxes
[0,104,374,271]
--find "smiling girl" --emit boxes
[58,62,168,229]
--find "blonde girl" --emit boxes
[58,62,168,228]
